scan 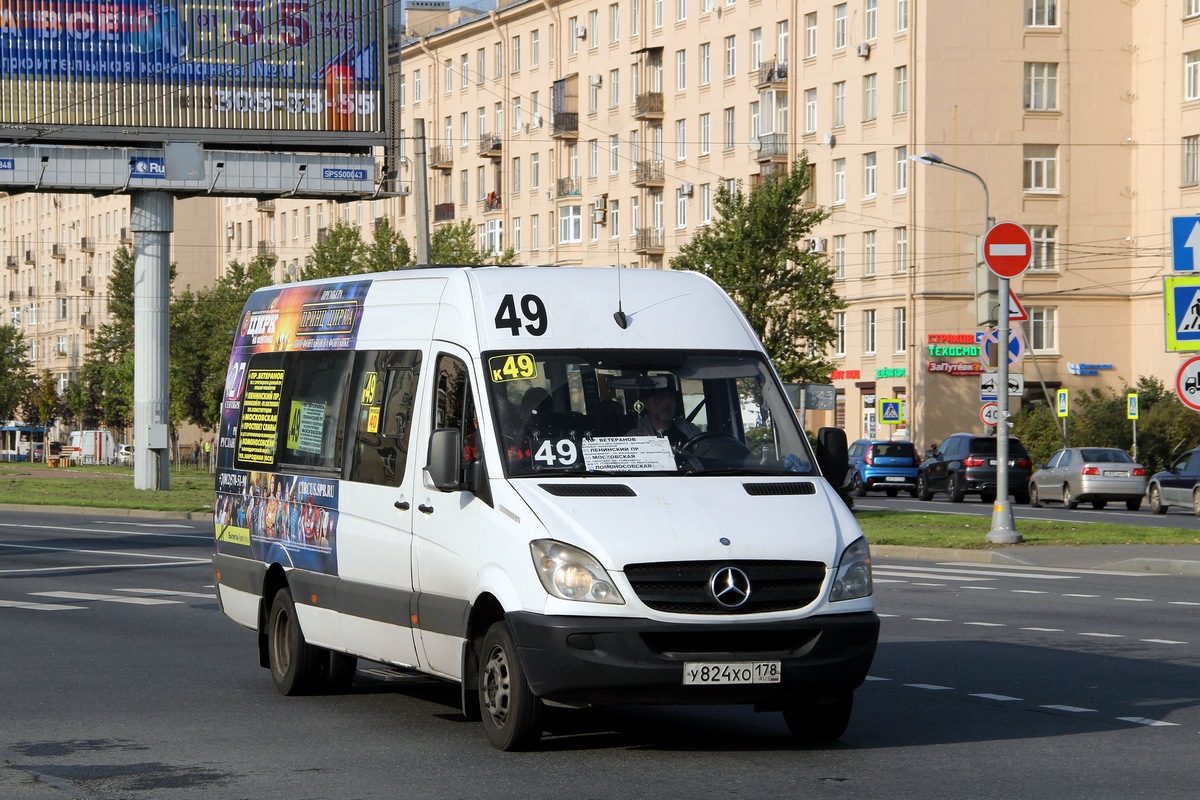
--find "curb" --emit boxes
[3,504,209,521]
[872,544,1200,577]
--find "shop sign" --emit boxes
[927,361,984,376]
[875,367,906,379]
[1068,362,1114,376]
[830,369,861,380]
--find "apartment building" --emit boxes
[5,1,1199,451]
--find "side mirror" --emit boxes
[426,428,462,491]
[816,427,850,489]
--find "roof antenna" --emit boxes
[613,258,629,329]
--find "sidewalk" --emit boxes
[874,544,1200,577]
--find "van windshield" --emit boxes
[483,349,816,477]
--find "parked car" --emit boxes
[917,433,1033,504]
[1028,447,1147,511]
[847,439,920,497]
[118,444,134,466]
[1147,447,1200,516]
[32,442,62,461]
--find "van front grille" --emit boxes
[624,560,827,614]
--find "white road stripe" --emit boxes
[964,586,996,590]
[873,570,997,582]
[1012,590,1049,594]
[1140,638,1187,645]
[932,562,1155,578]
[964,622,1006,627]
[0,599,87,611]
[1168,601,1200,606]
[1117,717,1180,727]
[1040,705,1097,713]
[881,565,1077,580]
[1114,597,1154,603]
[970,693,1022,702]
[1021,627,1064,632]
[905,684,954,691]
[114,588,215,599]
[32,591,180,606]
[913,617,951,622]
[1062,594,1099,598]
[0,521,209,540]
[1078,632,1123,638]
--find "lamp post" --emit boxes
[910,152,1021,544]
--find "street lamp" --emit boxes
[910,151,1021,544]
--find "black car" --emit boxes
[917,433,1033,504]
[1146,447,1200,516]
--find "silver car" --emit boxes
[1028,447,1148,511]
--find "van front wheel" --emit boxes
[479,621,544,751]
[268,588,321,696]
[783,692,854,744]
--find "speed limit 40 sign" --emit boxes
[980,402,1000,427]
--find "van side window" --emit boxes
[348,351,422,486]
[435,354,478,463]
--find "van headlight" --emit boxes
[829,537,873,601]
[530,540,625,605]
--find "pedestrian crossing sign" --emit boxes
[880,398,903,425]
[1164,276,1200,351]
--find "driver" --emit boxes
[625,382,701,445]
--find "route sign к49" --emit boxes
[983,222,1033,279]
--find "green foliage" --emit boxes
[25,370,62,429]
[363,217,413,272]
[0,324,29,422]
[668,157,843,382]
[429,219,517,265]
[301,219,368,280]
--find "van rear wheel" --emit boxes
[268,588,322,696]
[783,692,853,744]
[479,621,543,751]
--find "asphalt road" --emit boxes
[1,509,1197,799]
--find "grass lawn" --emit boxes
[0,462,213,513]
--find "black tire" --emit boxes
[947,473,965,503]
[851,472,867,497]
[916,473,933,501]
[1062,485,1079,510]
[1091,500,1107,511]
[1149,485,1167,514]
[980,490,996,505]
[783,693,854,744]
[1029,483,1043,508]
[479,621,543,751]
[1013,491,1030,505]
[908,487,919,498]
[268,588,322,696]
[884,487,900,497]
[1125,498,1142,511]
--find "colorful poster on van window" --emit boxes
[231,279,372,357]
[215,470,340,574]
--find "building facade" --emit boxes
[4,0,1199,451]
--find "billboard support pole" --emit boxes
[131,191,173,491]
[413,119,432,264]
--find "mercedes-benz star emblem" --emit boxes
[710,566,751,608]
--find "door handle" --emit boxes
[418,504,434,514]
[394,500,410,511]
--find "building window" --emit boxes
[1189,0,1200,18]
[833,81,846,128]
[894,307,907,353]
[804,88,818,134]
[834,312,846,355]
[610,69,620,108]
[1185,135,1200,187]
[1187,52,1200,102]
[863,73,877,121]
[897,0,908,31]
[676,119,687,159]
[676,187,688,228]
[833,235,847,279]
[1030,306,1057,352]
[610,199,620,236]
[863,309,877,354]
[1024,0,1058,27]
[532,215,540,249]
[724,35,736,78]
[531,30,540,66]
[750,28,762,70]
[895,226,907,273]
[531,152,540,188]
[864,152,877,197]
[513,218,522,252]
[894,145,907,193]
[653,0,663,28]
[894,65,908,114]
[568,16,580,54]
[804,12,817,58]
[610,3,620,41]
[723,107,735,150]
[1023,145,1058,192]
[512,157,521,193]
[677,0,687,23]
[480,219,503,255]
[864,230,877,275]
[700,42,711,84]
[413,69,422,102]
[1024,62,1059,110]
[559,205,582,243]
[700,112,711,154]
[865,0,877,40]
[700,184,712,223]
[511,36,521,72]
[833,158,846,204]
[610,135,621,173]
[834,4,848,50]
[590,139,599,176]
[1029,225,1057,270]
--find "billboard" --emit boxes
[0,0,390,148]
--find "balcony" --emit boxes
[81,275,95,291]
[27,286,35,297]
[80,312,94,329]
[7,290,16,302]
[756,132,789,163]
[634,227,665,254]
[632,160,665,187]
[51,244,66,259]
[433,202,456,222]
[483,192,502,212]
[5,255,15,269]
[120,227,133,243]
[257,241,276,257]
[478,135,503,158]
[55,280,66,293]
[257,199,276,213]
[551,111,578,139]
[633,92,664,120]
[429,145,454,171]
[755,58,788,88]
[555,177,582,198]
[79,236,95,252]
[24,250,35,264]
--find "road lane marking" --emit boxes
[1012,590,1049,594]
[0,599,86,611]
[1062,593,1100,598]
[873,570,997,582]
[114,588,215,599]
[1021,627,1064,632]
[964,622,1006,627]
[905,684,954,691]
[970,693,1022,702]
[913,617,951,622]
[1117,717,1180,727]
[882,565,1078,580]
[1140,638,1187,645]
[1078,632,1123,638]
[1040,705,1097,713]
[1114,597,1154,603]
[32,591,180,606]
[0,521,209,541]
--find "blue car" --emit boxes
[1147,447,1200,516]
[847,439,920,497]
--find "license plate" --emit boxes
[989,459,998,466]
[1103,470,1125,477]
[885,476,904,482]
[682,661,781,685]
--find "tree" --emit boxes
[363,217,413,272]
[429,219,517,265]
[25,369,62,433]
[301,220,368,280]
[669,158,843,382]
[0,324,30,422]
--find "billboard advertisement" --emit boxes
[0,0,390,148]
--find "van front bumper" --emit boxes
[505,610,879,708]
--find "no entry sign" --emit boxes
[983,222,1033,279]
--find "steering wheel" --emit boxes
[678,431,752,461]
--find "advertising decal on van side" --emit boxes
[215,279,372,572]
